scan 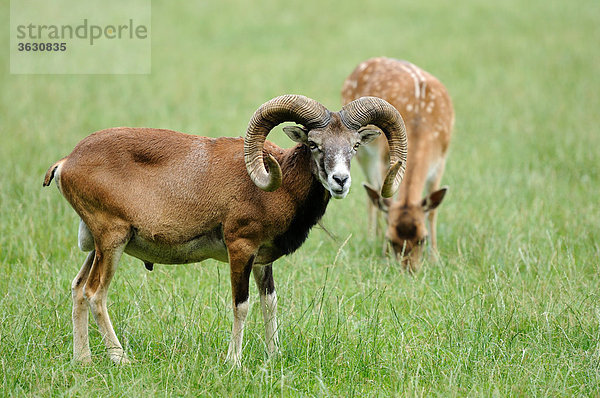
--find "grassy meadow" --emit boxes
[1,0,599,395]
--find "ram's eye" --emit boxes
[308,142,318,151]
[353,142,361,150]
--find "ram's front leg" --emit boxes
[252,263,280,357]
[225,239,256,367]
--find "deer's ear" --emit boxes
[363,183,390,213]
[422,187,448,212]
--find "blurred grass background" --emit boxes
[1,0,599,396]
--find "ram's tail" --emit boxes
[43,158,66,187]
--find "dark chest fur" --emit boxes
[273,176,330,257]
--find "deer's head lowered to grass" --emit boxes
[342,57,454,271]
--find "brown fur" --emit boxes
[46,95,405,364]
[53,128,317,252]
[45,127,331,365]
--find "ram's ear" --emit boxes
[283,126,309,143]
[358,127,381,145]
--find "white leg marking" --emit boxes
[226,300,249,366]
[260,292,280,357]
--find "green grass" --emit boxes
[2,0,600,396]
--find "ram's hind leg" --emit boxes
[72,250,95,363]
[253,263,279,357]
[84,230,131,364]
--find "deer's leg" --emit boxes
[368,199,384,237]
[428,206,439,251]
[357,143,385,237]
[72,250,95,363]
[382,237,390,257]
[252,263,279,357]
[426,160,447,252]
[83,229,130,364]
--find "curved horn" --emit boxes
[244,95,330,191]
[340,97,408,198]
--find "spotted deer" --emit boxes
[342,57,454,270]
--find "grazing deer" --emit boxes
[342,57,454,270]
